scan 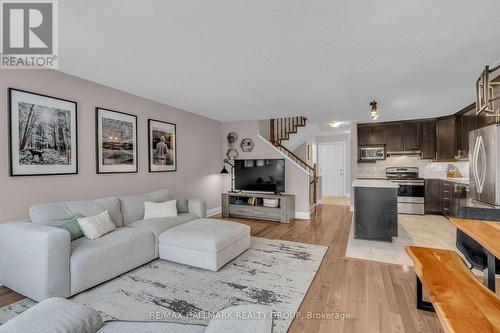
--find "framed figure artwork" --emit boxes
[148,119,177,172]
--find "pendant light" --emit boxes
[370,100,379,120]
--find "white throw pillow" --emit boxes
[144,200,178,219]
[77,211,116,240]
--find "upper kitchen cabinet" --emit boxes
[402,121,419,150]
[357,124,386,145]
[384,122,403,151]
[455,104,477,159]
[358,125,372,145]
[419,119,436,159]
[436,116,457,161]
[371,125,386,145]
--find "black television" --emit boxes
[234,159,285,193]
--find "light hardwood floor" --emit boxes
[0,204,445,332]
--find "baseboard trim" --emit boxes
[206,207,222,217]
[295,211,310,220]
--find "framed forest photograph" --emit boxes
[148,119,176,172]
[9,88,78,176]
[96,107,138,174]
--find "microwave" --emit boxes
[359,145,386,161]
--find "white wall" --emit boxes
[222,120,311,217]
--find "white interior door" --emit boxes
[318,143,345,197]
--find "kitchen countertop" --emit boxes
[357,175,469,185]
[356,175,388,180]
[352,179,399,188]
[435,177,469,185]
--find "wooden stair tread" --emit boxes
[406,246,500,333]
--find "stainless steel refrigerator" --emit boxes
[468,124,500,208]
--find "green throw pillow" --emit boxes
[176,198,189,214]
[54,218,84,241]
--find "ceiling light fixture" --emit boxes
[369,100,378,120]
[329,121,342,128]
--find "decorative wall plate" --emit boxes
[227,132,238,144]
[226,148,239,159]
[240,138,254,152]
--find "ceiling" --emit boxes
[59,1,500,123]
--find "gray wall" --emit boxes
[0,70,223,221]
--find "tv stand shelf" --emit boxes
[221,192,295,223]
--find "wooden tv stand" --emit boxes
[221,192,295,223]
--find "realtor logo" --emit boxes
[1,0,58,68]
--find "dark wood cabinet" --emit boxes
[402,121,419,150]
[425,179,469,217]
[424,179,441,214]
[371,125,386,145]
[441,181,452,217]
[358,125,372,146]
[384,122,403,151]
[419,120,436,159]
[358,124,386,146]
[456,105,477,159]
[436,117,456,161]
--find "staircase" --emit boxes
[268,117,318,205]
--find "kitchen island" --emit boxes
[352,179,399,241]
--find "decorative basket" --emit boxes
[263,198,279,208]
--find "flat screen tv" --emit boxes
[234,159,285,193]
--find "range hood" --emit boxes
[386,150,422,158]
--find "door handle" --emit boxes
[477,136,486,194]
[472,136,481,193]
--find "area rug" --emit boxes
[0,237,327,333]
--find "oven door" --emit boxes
[396,181,425,202]
[391,180,425,214]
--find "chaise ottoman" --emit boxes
[158,218,251,271]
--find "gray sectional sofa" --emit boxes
[0,298,273,333]
[0,189,205,302]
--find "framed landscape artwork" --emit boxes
[148,119,177,172]
[96,107,138,173]
[8,88,78,176]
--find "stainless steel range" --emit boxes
[386,167,425,215]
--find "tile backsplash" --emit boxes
[357,156,469,179]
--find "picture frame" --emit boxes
[8,88,78,176]
[96,107,138,174]
[148,119,177,172]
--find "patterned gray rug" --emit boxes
[0,237,327,333]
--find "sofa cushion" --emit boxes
[158,218,251,253]
[78,211,116,240]
[53,217,85,241]
[176,197,189,214]
[70,227,155,295]
[144,200,178,219]
[30,197,123,227]
[118,189,171,225]
[127,213,199,238]
[0,298,103,333]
